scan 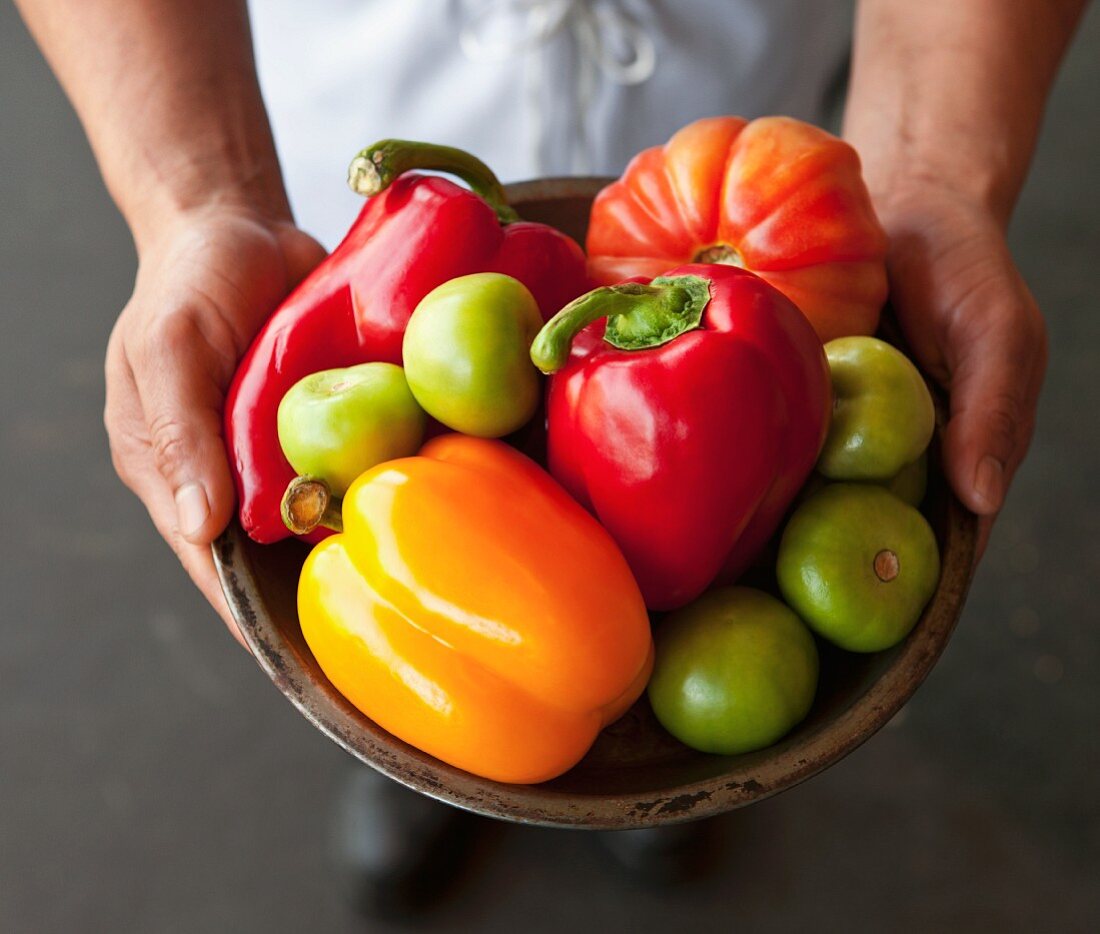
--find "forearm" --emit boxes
[844,0,1087,224]
[15,0,288,250]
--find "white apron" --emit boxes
[248,0,852,247]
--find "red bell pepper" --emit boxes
[225,141,589,543]
[530,264,831,611]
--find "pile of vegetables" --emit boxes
[224,117,941,784]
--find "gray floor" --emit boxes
[2,5,1098,933]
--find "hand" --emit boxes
[104,205,325,643]
[873,185,1048,557]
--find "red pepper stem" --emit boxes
[348,139,520,224]
[281,476,344,535]
[530,275,711,375]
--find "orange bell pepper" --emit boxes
[586,116,889,343]
[297,434,654,784]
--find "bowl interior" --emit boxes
[213,178,977,829]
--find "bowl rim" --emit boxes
[214,490,975,829]
[212,177,978,829]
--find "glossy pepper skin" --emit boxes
[585,116,888,343]
[225,141,589,544]
[297,435,654,785]
[531,264,831,611]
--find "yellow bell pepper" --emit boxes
[297,434,654,784]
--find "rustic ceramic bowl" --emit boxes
[213,178,977,829]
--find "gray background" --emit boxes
[2,4,1098,932]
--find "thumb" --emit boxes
[274,222,328,288]
[941,299,1047,518]
[132,313,238,545]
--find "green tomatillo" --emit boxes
[647,587,819,755]
[402,272,544,437]
[881,452,927,507]
[818,336,935,480]
[777,484,940,653]
[277,362,426,497]
[797,451,928,509]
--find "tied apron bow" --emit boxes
[457,0,657,173]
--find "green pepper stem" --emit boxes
[347,139,519,224]
[281,476,343,535]
[530,275,711,375]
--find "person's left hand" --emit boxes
[869,183,1048,558]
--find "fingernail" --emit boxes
[175,482,210,539]
[973,456,1004,513]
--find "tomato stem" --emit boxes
[874,549,900,582]
[692,243,745,267]
[281,476,344,535]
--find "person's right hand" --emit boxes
[104,205,325,644]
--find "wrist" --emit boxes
[840,0,1080,233]
[124,147,292,257]
[846,121,1018,232]
[867,170,1004,235]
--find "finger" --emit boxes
[942,297,1047,517]
[126,307,237,546]
[178,533,250,651]
[144,461,249,651]
[274,223,327,287]
[106,348,248,648]
[123,444,247,649]
[975,515,995,565]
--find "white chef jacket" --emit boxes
[248,0,853,248]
